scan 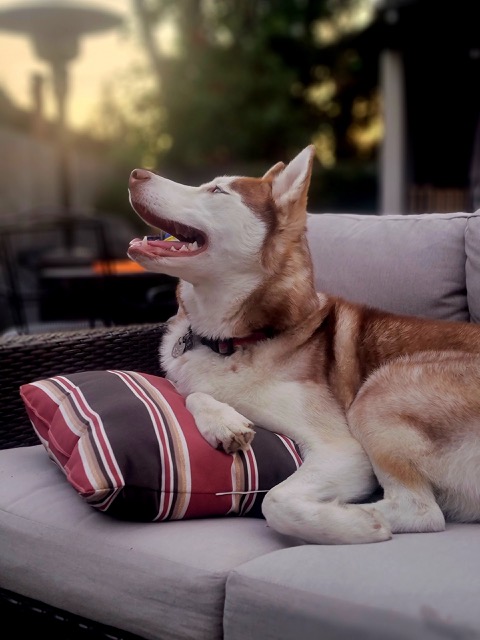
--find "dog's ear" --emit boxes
[271,145,315,211]
[262,161,286,181]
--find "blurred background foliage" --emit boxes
[92,0,381,214]
[1,0,477,332]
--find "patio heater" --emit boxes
[0,0,122,253]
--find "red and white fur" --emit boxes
[128,146,480,544]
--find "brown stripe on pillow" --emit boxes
[253,427,302,488]
[57,375,126,504]
[67,370,164,520]
[110,371,178,520]
[227,450,246,515]
[239,447,259,516]
[242,427,302,518]
[115,371,192,521]
[237,449,251,516]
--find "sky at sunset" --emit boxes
[0,0,143,129]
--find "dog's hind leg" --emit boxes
[262,442,392,545]
[346,357,462,534]
[344,425,446,535]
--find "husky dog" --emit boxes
[128,146,480,544]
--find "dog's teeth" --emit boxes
[170,246,178,252]
[179,245,188,252]
[190,241,198,251]
[142,236,148,246]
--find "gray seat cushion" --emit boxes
[0,445,300,640]
[307,211,480,322]
[224,526,480,640]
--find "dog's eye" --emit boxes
[211,186,227,194]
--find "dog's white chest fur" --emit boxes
[162,316,286,419]
[161,316,332,453]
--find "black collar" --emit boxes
[171,326,276,357]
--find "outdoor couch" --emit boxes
[2,210,480,640]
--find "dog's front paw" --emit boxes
[213,416,255,454]
[186,392,255,453]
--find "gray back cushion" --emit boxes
[306,211,480,323]
[465,214,480,322]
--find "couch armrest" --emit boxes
[0,323,167,449]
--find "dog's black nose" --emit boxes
[129,169,152,187]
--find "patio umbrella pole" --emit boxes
[52,59,73,252]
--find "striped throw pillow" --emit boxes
[20,371,303,521]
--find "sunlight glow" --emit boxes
[0,0,142,130]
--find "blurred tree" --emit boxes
[91,1,380,214]
[130,0,379,171]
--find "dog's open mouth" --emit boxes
[129,217,207,258]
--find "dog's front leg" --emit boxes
[186,392,255,453]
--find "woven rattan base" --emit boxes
[0,587,145,640]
